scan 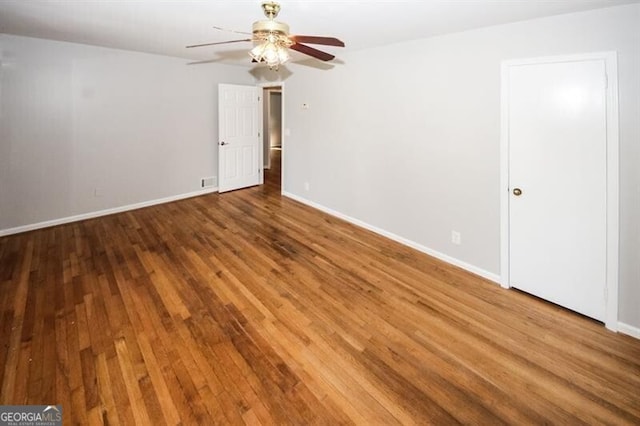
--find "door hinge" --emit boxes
[605,73,608,89]
[258,96,261,101]
[604,285,608,302]
[258,132,261,138]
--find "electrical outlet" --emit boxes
[304,182,310,191]
[451,230,461,245]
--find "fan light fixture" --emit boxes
[249,3,293,70]
[249,32,292,69]
[186,1,345,68]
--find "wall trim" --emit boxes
[0,187,219,237]
[282,191,500,284]
[618,322,640,340]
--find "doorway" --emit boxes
[262,85,283,190]
[500,52,619,330]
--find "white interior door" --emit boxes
[507,59,608,322]
[218,84,262,193]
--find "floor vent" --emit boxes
[201,177,216,188]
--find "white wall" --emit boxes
[0,34,253,232]
[275,5,640,330]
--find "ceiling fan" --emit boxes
[186,1,345,69]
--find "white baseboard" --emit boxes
[282,191,500,284]
[618,322,640,339]
[0,187,219,237]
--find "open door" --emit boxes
[218,84,262,193]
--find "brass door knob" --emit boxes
[513,188,522,196]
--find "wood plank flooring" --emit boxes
[1,149,639,425]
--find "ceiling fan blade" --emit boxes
[290,43,335,61]
[212,26,252,36]
[186,39,251,49]
[289,35,345,47]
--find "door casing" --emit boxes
[500,52,619,331]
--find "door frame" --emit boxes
[258,82,285,192]
[499,52,619,331]
[263,88,271,171]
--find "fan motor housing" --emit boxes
[252,19,289,36]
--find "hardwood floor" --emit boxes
[1,149,639,424]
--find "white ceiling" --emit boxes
[0,0,637,67]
